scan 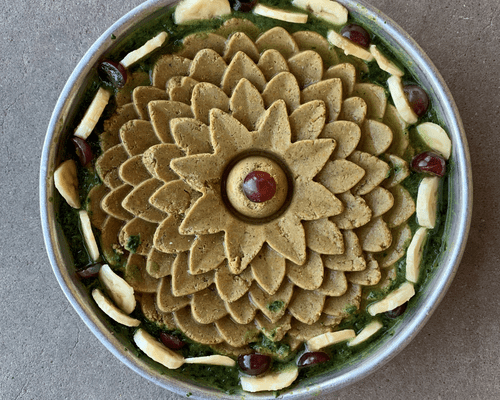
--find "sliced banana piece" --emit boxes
[416,122,452,160]
[174,0,231,24]
[184,355,236,367]
[54,159,80,209]
[327,30,374,62]
[406,227,428,283]
[416,176,440,228]
[74,87,111,139]
[253,4,308,23]
[98,264,136,314]
[370,45,404,77]
[240,367,299,392]
[307,329,356,351]
[292,0,348,25]
[387,75,418,125]
[121,32,168,68]
[134,328,185,369]
[367,281,415,315]
[79,210,100,262]
[347,320,383,346]
[92,288,140,327]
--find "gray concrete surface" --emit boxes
[1,0,498,398]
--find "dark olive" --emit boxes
[159,333,186,350]
[297,352,330,368]
[238,353,271,376]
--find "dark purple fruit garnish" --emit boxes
[403,85,430,117]
[238,353,271,376]
[98,60,127,88]
[76,263,102,279]
[71,137,94,166]
[340,24,371,48]
[159,333,185,350]
[242,171,277,203]
[411,151,446,177]
[232,0,258,12]
[384,302,408,319]
[297,352,330,368]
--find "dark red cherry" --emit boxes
[340,24,371,48]
[411,151,446,177]
[238,353,271,376]
[98,60,127,88]
[297,352,331,368]
[71,137,94,166]
[242,171,277,203]
[76,263,102,279]
[232,0,258,12]
[160,333,186,350]
[403,85,430,117]
[384,302,408,319]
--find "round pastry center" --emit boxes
[226,156,288,219]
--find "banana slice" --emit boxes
[347,320,383,346]
[240,367,299,392]
[121,32,168,68]
[292,0,348,25]
[79,210,100,262]
[307,329,356,351]
[74,87,111,139]
[184,355,236,367]
[98,264,136,314]
[416,176,440,228]
[54,159,80,209]
[370,45,404,77]
[416,122,452,160]
[253,4,308,23]
[92,289,140,327]
[406,227,428,283]
[367,281,415,315]
[327,30,374,62]
[174,0,231,24]
[387,75,418,125]
[134,329,185,369]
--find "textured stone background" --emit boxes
[1,0,498,398]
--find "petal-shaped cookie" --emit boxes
[115,70,150,107]
[119,155,152,186]
[286,251,324,290]
[225,222,265,274]
[384,104,409,157]
[147,248,176,278]
[347,255,381,286]
[221,51,266,95]
[338,97,367,125]
[150,179,198,215]
[120,217,157,256]
[189,48,227,86]
[255,313,292,342]
[216,18,261,40]
[154,214,195,253]
[125,253,159,293]
[323,284,362,317]
[292,31,338,66]
[170,118,212,155]
[224,32,260,63]
[122,178,167,222]
[180,190,231,235]
[375,223,412,268]
[323,230,366,272]
[173,306,224,345]
[87,184,110,230]
[215,263,253,302]
[302,78,342,122]
[189,232,226,275]
[175,33,226,59]
[288,288,325,324]
[292,178,344,220]
[356,216,392,252]
[254,100,292,154]
[249,280,294,323]
[171,252,214,296]
[352,83,387,121]
[257,49,289,81]
[152,54,191,89]
[141,293,176,330]
[320,120,361,159]
[170,154,224,192]
[142,144,185,183]
[96,144,128,189]
[100,216,127,267]
[362,186,394,218]
[317,269,348,296]
[358,119,393,156]
[216,317,259,347]
[289,100,326,142]
[132,86,169,120]
[316,159,365,194]
[255,26,299,59]
[225,294,257,324]
[287,318,332,341]
[288,50,323,88]
[377,264,397,290]
[262,72,300,113]
[266,217,306,266]
[250,245,286,296]
[384,185,416,228]
[303,218,344,255]
[191,84,230,126]
[209,108,253,155]
[101,103,138,151]
[149,100,193,143]
[191,288,228,324]
[230,78,265,131]
[348,151,391,196]
[120,120,161,157]
[157,276,190,312]
[284,139,335,179]
[330,191,372,229]
[167,76,198,104]
[381,154,410,188]
[323,63,356,97]
[101,184,133,221]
